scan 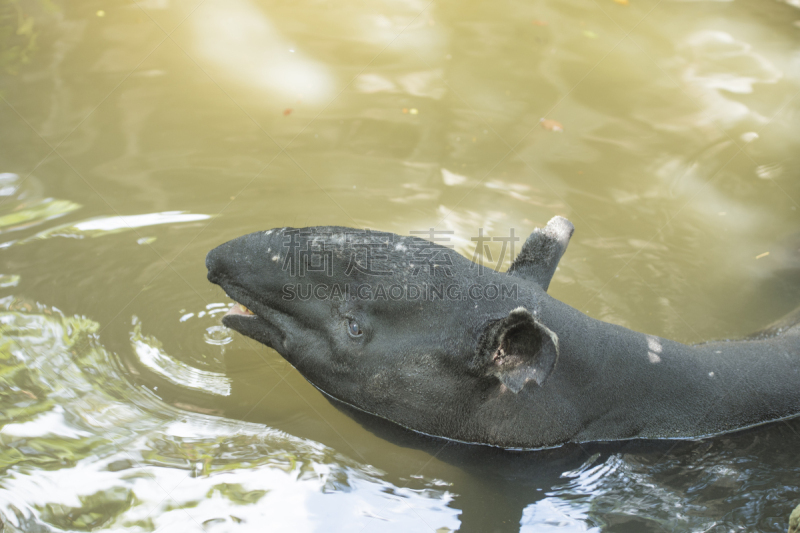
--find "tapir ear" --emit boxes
[508,216,574,291]
[477,307,559,393]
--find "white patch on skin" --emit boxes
[264,229,273,235]
[272,255,280,262]
[709,372,715,378]
[395,243,407,252]
[646,336,663,363]
[647,336,662,353]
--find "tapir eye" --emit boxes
[347,319,363,338]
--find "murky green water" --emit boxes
[2,0,800,530]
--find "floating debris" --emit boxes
[540,118,564,132]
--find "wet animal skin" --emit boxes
[207,217,800,449]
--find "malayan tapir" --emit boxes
[205,217,800,449]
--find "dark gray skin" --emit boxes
[206,217,800,449]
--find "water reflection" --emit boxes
[1,210,212,248]
[190,0,335,105]
[0,173,81,234]
[0,296,461,532]
[356,70,448,100]
[675,30,782,130]
[131,315,232,396]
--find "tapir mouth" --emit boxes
[226,302,256,318]
[212,280,295,355]
[206,240,297,352]
[221,294,273,341]
[220,290,265,332]
[217,285,267,328]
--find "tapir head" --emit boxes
[206,219,573,445]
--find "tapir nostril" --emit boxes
[206,243,229,283]
[205,249,218,282]
[206,233,264,283]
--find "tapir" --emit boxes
[205,217,800,449]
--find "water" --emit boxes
[1,0,800,530]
